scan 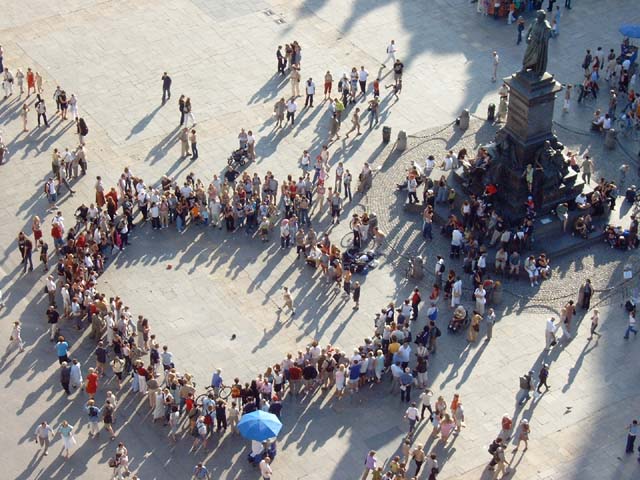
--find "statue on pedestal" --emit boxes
[522,10,552,77]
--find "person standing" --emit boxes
[353,281,361,309]
[304,78,315,108]
[518,370,534,405]
[178,95,185,125]
[485,307,496,341]
[60,362,71,395]
[358,66,369,98]
[564,0,571,9]
[183,97,195,127]
[493,443,510,476]
[34,421,54,456]
[517,17,525,45]
[323,70,333,99]
[26,68,35,95]
[382,40,397,67]
[273,97,286,128]
[162,72,172,103]
[537,363,550,393]
[578,279,593,310]
[626,420,638,453]
[180,127,190,158]
[491,51,500,82]
[624,310,638,339]
[362,450,377,480]
[290,67,301,97]
[189,129,198,160]
[286,98,297,126]
[343,169,352,202]
[400,368,413,403]
[21,236,33,273]
[276,46,286,75]
[35,95,49,127]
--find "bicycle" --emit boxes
[195,385,232,407]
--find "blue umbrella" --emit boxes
[619,25,640,39]
[238,411,282,441]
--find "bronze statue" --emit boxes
[522,10,552,77]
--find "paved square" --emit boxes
[1,1,640,479]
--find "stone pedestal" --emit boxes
[396,130,407,151]
[504,71,563,166]
[459,109,470,130]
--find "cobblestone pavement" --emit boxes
[0,1,640,480]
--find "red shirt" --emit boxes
[289,366,302,380]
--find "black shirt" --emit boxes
[47,309,60,324]
[96,347,107,363]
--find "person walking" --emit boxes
[345,108,361,138]
[162,72,172,103]
[382,40,397,68]
[491,51,499,82]
[273,97,286,128]
[518,370,534,405]
[304,78,315,108]
[192,462,212,479]
[358,66,369,98]
[404,401,419,436]
[626,420,638,453]
[484,308,496,341]
[9,321,25,353]
[588,308,601,340]
[624,310,638,339]
[545,317,558,350]
[362,450,377,480]
[514,419,530,451]
[282,287,295,316]
[34,421,54,456]
[56,420,76,460]
[21,102,29,132]
[323,70,333,99]
[86,399,101,437]
[178,94,186,125]
[536,363,550,393]
[290,67,301,97]
[259,456,273,479]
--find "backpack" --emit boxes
[434,327,442,338]
[88,406,99,418]
[519,376,529,390]
[488,441,499,455]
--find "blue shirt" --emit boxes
[400,372,413,386]
[349,363,361,380]
[193,466,209,479]
[211,373,223,388]
[56,342,69,357]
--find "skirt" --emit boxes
[62,435,76,450]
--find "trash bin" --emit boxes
[382,126,392,143]
[605,128,617,150]
[487,103,496,122]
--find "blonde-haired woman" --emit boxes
[334,364,346,399]
[56,420,76,459]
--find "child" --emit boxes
[588,308,600,339]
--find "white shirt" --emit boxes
[305,81,315,95]
[444,156,453,170]
[451,229,463,246]
[358,69,369,82]
[546,318,557,333]
[287,101,297,113]
[425,157,435,172]
[259,460,273,478]
[405,406,419,420]
[493,54,500,66]
[387,43,397,54]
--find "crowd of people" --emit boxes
[3,7,639,476]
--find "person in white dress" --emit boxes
[334,364,346,399]
[70,359,83,389]
[9,321,25,352]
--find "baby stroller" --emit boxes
[448,305,469,333]
[228,146,249,168]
